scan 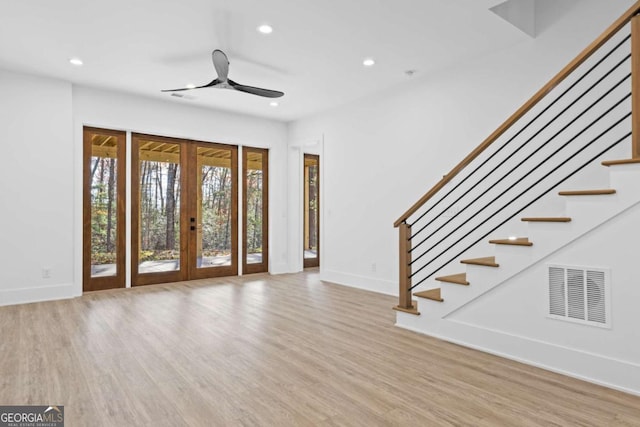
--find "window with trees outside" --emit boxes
[137,141,182,274]
[83,127,126,291]
[243,147,268,274]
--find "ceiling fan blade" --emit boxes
[161,87,192,92]
[228,80,284,98]
[161,79,219,92]
[212,50,229,81]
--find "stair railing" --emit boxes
[394,2,640,313]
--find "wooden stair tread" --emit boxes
[414,289,444,302]
[489,237,532,246]
[393,300,420,315]
[435,273,469,286]
[460,256,499,267]
[558,189,616,196]
[521,217,572,222]
[602,158,640,166]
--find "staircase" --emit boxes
[397,160,640,321]
[392,2,640,395]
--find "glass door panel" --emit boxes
[132,135,185,285]
[243,148,268,274]
[83,127,126,291]
[131,135,239,286]
[189,144,238,278]
[303,154,320,268]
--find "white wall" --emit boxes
[0,69,74,305]
[287,0,635,295]
[72,86,289,293]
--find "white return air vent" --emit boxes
[547,264,611,328]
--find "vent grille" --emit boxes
[548,267,566,316]
[587,270,606,323]
[567,268,585,320]
[547,265,610,328]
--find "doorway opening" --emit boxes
[303,154,319,268]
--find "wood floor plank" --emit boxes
[0,269,638,426]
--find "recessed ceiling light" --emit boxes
[257,24,273,34]
[69,58,83,66]
[186,83,196,89]
[270,101,279,107]
[363,58,375,67]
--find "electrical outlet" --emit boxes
[371,263,377,273]
[42,268,51,279]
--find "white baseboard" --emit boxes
[396,319,640,397]
[269,262,291,275]
[0,282,77,307]
[320,269,395,296]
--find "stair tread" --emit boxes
[521,217,572,222]
[559,189,616,196]
[435,273,469,286]
[602,158,640,166]
[414,288,444,302]
[460,256,499,267]
[489,237,533,246]
[392,300,420,315]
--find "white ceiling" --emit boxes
[0,0,531,122]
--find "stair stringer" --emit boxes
[396,164,640,331]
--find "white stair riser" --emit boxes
[565,194,620,218]
[520,192,567,219]
[524,222,576,251]
[492,244,534,266]
[609,166,640,192]
[461,264,500,288]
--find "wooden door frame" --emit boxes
[303,154,320,268]
[242,147,269,274]
[187,141,239,279]
[131,133,188,286]
[83,127,127,291]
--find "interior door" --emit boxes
[303,154,320,268]
[131,134,238,286]
[83,127,126,291]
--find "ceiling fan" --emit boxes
[162,49,284,98]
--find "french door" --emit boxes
[83,128,268,290]
[131,134,238,286]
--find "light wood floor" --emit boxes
[1,270,639,426]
